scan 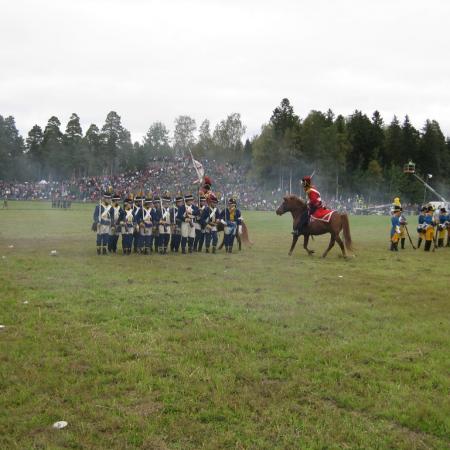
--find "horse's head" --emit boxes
[276,195,306,215]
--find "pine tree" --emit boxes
[64,113,84,177]
[26,125,44,179]
[42,116,63,179]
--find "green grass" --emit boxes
[0,201,449,449]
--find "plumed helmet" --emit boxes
[203,176,213,187]
[301,176,311,187]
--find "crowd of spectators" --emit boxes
[0,157,424,213]
[0,158,281,210]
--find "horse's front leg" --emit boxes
[289,233,299,256]
[303,234,315,256]
[322,235,336,258]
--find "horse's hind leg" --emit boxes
[322,235,336,258]
[335,233,347,258]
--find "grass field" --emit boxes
[0,201,449,449]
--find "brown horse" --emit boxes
[276,195,353,258]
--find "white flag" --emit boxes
[193,159,204,178]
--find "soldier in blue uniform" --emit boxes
[119,198,135,255]
[390,205,401,251]
[151,196,163,254]
[93,192,112,255]
[177,194,199,253]
[170,195,183,252]
[200,193,220,253]
[137,197,155,254]
[437,207,449,248]
[194,195,207,252]
[417,206,427,248]
[132,195,142,253]
[159,195,172,254]
[423,205,436,252]
[108,193,122,253]
[221,198,242,253]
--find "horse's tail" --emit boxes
[341,213,353,252]
[241,222,253,246]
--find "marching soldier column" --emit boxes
[92,187,247,256]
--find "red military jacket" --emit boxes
[306,186,323,212]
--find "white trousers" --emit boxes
[181,222,196,238]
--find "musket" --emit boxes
[404,224,416,250]
[98,194,101,233]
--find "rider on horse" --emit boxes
[295,175,323,235]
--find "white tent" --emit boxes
[38,180,48,185]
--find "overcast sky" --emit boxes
[1,0,449,143]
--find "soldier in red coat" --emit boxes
[302,176,323,215]
[295,175,323,235]
[200,176,214,205]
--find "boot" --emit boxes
[97,247,101,255]
[212,246,216,254]
[182,248,186,254]
[390,242,394,251]
[102,247,107,255]
[401,238,405,249]
[393,242,398,251]
[438,238,444,248]
[424,240,431,252]
[417,238,422,248]
[205,248,209,254]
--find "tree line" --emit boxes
[1,99,449,202]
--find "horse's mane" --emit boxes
[284,195,306,207]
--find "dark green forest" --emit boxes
[1,99,449,202]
